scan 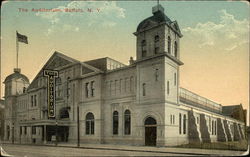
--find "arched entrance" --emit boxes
[144,117,157,146]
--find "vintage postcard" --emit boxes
[0,0,249,156]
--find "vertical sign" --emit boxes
[43,70,58,118]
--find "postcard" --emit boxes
[0,1,249,156]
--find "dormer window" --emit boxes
[168,36,171,54]
[154,35,160,54]
[174,41,178,57]
[141,40,147,57]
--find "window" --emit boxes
[174,41,178,57]
[20,126,22,135]
[215,120,217,135]
[24,126,27,135]
[130,77,134,92]
[115,80,118,95]
[142,83,146,96]
[212,120,214,135]
[91,81,95,97]
[155,69,159,81]
[170,114,175,124]
[32,126,36,135]
[86,112,95,135]
[23,87,26,93]
[66,77,71,98]
[124,110,131,135]
[197,117,199,124]
[56,77,62,98]
[183,114,186,134]
[170,115,172,124]
[109,81,112,95]
[31,95,33,107]
[119,79,122,93]
[179,113,182,134]
[154,35,160,54]
[141,40,147,57]
[174,73,177,86]
[168,36,171,54]
[34,95,37,106]
[209,117,211,132]
[113,111,119,135]
[167,81,170,95]
[85,82,89,98]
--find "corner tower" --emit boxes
[134,4,184,146]
[134,4,183,104]
[3,68,29,141]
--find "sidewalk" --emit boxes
[1,141,249,156]
[38,142,250,156]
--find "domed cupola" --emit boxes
[135,4,182,37]
[4,68,30,96]
[134,4,183,63]
[136,5,171,33]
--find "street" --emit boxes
[0,144,201,157]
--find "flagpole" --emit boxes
[16,31,19,69]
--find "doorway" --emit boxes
[144,117,157,146]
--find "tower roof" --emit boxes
[136,4,182,36]
[4,68,29,83]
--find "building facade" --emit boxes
[3,5,246,146]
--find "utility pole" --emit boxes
[55,120,58,146]
[77,105,80,147]
[12,122,14,144]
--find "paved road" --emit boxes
[1,144,201,157]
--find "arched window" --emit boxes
[183,114,186,134]
[113,111,119,135]
[124,110,131,135]
[167,36,171,54]
[144,117,157,125]
[154,35,160,54]
[174,41,178,57]
[86,112,94,135]
[142,83,146,96]
[141,40,147,57]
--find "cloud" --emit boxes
[35,1,125,36]
[182,9,249,51]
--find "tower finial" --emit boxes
[152,1,164,14]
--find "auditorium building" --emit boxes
[3,5,246,146]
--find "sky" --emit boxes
[1,1,249,123]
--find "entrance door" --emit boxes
[144,117,157,146]
[145,126,157,146]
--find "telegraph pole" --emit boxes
[77,105,80,147]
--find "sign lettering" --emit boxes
[43,69,58,118]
